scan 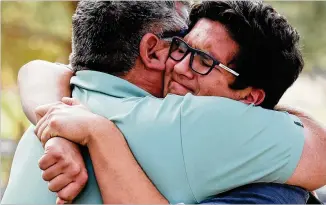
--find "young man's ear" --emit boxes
[240,88,265,106]
[139,33,167,71]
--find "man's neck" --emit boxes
[120,66,164,98]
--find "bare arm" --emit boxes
[34,99,169,204]
[18,60,85,202]
[89,103,326,197]
[18,60,166,203]
[276,105,326,191]
[88,119,168,204]
[18,60,73,124]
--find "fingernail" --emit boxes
[56,198,68,204]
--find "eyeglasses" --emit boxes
[168,37,239,76]
[159,29,188,42]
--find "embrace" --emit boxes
[2,1,326,204]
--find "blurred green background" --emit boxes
[1,1,326,200]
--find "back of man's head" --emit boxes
[189,1,304,109]
[70,1,189,76]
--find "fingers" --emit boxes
[35,102,65,142]
[36,113,62,145]
[40,126,52,146]
[35,105,48,123]
[40,125,58,145]
[56,171,88,203]
[61,97,80,106]
[35,116,48,142]
[56,179,86,203]
[48,174,72,192]
[35,102,61,123]
[42,160,81,182]
[39,152,58,171]
[42,162,63,181]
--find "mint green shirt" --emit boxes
[2,70,304,204]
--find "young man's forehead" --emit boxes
[184,28,218,60]
[184,19,239,66]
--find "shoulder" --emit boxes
[128,94,185,123]
[180,94,250,120]
[179,93,304,133]
[130,94,242,124]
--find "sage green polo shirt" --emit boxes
[1,70,304,204]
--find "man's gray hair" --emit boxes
[70,1,190,75]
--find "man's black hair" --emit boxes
[189,1,304,109]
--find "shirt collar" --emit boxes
[71,70,153,98]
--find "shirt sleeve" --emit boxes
[179,94,305,202]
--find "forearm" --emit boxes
[87,119,168,204]
[18,60,73,124]
[33,100,166,203]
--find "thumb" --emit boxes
[61,97,80,106]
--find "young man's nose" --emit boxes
[173,54,194,79]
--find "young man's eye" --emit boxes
[178,48,186,53]
[201,57,212,67]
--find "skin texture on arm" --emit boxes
[18,60,73,125]
[276,105,326,191]
[87,118,169,204]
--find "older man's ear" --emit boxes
[139,33,168,71]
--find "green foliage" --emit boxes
[1,2,76,192]
[1,2,75,86]
[1,1,76,137]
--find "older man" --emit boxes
[2,1,189,204]
[4,1,326,204]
